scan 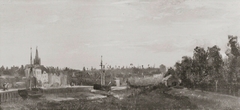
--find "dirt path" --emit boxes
[168,88,240,109]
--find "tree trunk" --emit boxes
[229,84,232,95]
[215,80,218,92]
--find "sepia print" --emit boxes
[0,0,240,109]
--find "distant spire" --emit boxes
[34,46,41,65]
[35,46,38,59]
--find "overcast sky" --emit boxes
[0,0,240,70]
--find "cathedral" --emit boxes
[25,47,68,88]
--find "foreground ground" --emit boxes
[168,88,240,110]
[1,87,240,110]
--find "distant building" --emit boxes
[25,47,48,87]
[162,75,181,87]
[49,73,60,87]
[25,47,68,88]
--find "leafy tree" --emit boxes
[0,65,5,71]
[226,35,240,95]
[159,64,166,74]
[3,70,11,75]
[222,57,230,82]
[83,67,86,71]
[192,46,208,89]
[0,66,5,75]
[207,45,224,92]
[18,65,25,77]
[174,61,181,76]
[175,56,193,87]
[164,67,175,77]
[5,67,8,71]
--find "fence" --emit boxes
[0,90,20,103]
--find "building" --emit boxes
[25,47,68,88]
[162,75,181,87]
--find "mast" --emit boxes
[30,47,32,65]
[100,56,105,85]
[30,47,33,90]
[100,56,103,69]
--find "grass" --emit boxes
[168,88,240,110]
[1,81,239,110]
[0,87,198,110]
[3,88,237,110]
[34,89,197,110]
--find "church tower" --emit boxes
[34,46,41,65]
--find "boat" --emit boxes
[18,88,44,99]
[27,88,43,98]
[18,48,43,99]
[93,56,111,92]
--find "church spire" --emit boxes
[35,46,39,59]
[34,46,41,65]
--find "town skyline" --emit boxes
[1,0,240,69]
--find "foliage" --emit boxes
[164,67,175,77]
[171,35,240,95]
[174,56,193,87]
[171,45,224,90]
[160,64,167,74]
[207,45,224,80]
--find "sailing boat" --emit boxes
[27,66,43,98]
[93,56,111,91]
[18,65,43,99]
[18,47,43,99]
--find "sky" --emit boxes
[0,0,240,70]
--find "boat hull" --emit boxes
[18,88,43,99]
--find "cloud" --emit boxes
[1,0,240,69]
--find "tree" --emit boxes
[176,56,193,87]
[3,70,11,75]
[18,65,25,77]
[0,66,5,75]
[192,46,208,89]
[6,67,8,71]
[0,65,5,71]
[207,45,224,92]
[174,62,181,76]
[225,35,240,95]
[83,67,86,71]
[164,67,175,77]
[222,57,230,82]
[160,64,167,74]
